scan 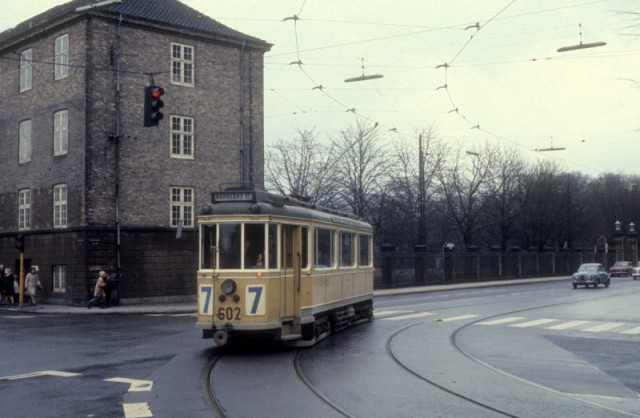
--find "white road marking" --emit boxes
[123,403,153,418]
[105,377,153,392]
[621,326,640,335]
[509,318,557,328]
[384,312,434,321]
[1,315,33,319]
[545,320,590,330]
[476,317,525,326]
[437,314,480,322]
[582,322,625,333]
[0,370,81,381]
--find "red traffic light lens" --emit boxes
[151,87,165,99]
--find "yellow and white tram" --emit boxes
[196,188,374,346]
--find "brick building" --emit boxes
[0,0,270,305]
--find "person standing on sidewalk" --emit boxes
[25,267,42,305]
[87,271,109,309]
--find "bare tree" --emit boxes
[377,128,446,248]
[437,141,496,248]
[481,146,528,251]
[330,120,391,219]
[264,128,335,203]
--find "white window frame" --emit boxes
[19,120,32,163]
[19,189,31,230]
[53,184,68,228]
[54,110,69,156]
[171,187,194,228]
[20,48,32,91]
[171,43,194,86]
[53,265,66,293]
[54,34,69,80]
[170,115,194,158]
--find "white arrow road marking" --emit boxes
[123,402,153,418]
[0,370,81,381]
[105,377,153,392]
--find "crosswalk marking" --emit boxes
[374,310,404,317]
[545,320,590,330]
[437,314,480,322]
[384,312,434,321]
[509,318,557,328]
[583,322,625,333]
[621,326,640,335]
[477,317,525,326]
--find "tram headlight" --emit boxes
[221,279,236,295]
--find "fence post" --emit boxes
[413,244,427,286]
[381,243,396,288]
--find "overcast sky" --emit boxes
[2,0,639,177]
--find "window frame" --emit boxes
[53,265,66,293]
[18,189,31,230]
[53,184,68,229]
[19,119,32,163]
[20,48,32,92]
[170,43,194,86]
[170,115,194,158]
[53,109,69,156]
[54,34,69,80]
[171,187,194,228]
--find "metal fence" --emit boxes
[373,249,625,289]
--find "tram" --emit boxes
[196,188,374,346]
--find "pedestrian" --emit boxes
[13,274,20,305]
[3,267,16,305]
[87,271,109,309]
[25,267,42,305]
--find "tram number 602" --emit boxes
[217,307,241,321]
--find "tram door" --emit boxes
[281,225,301,318]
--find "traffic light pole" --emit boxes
[18,251,24,308]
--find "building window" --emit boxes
[53,184,68,228]
[54,34,69,79]
[53,265,66,293]
[19,120,32,163]
[170,116,194,158]
[171,43,194,86]
[20,48,32,91]
[18,189,31,230]
[54,110,68,156]
[171,187,193,228]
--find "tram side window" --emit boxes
[244,223,265,269]
[301,226,309,269]
[268,224,278,270]
[219,223,241,269]
[315,228,334,268]
[201,224,217,269]
[359,234,371,266]
[340,232,355,267]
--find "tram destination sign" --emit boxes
[212,191,256,203]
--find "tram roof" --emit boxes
[197,189,372,231]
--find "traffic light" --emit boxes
[15,233,24,252]
[144,85,165,127]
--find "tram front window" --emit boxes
[244,223,266,269]
[219,223,241,269]
[201,224,217,269]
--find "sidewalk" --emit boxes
[0,276,568,315]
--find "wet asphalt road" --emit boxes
[1,277,639,417]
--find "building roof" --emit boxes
[0,0,271,50]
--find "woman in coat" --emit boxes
[24,267,41,305]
